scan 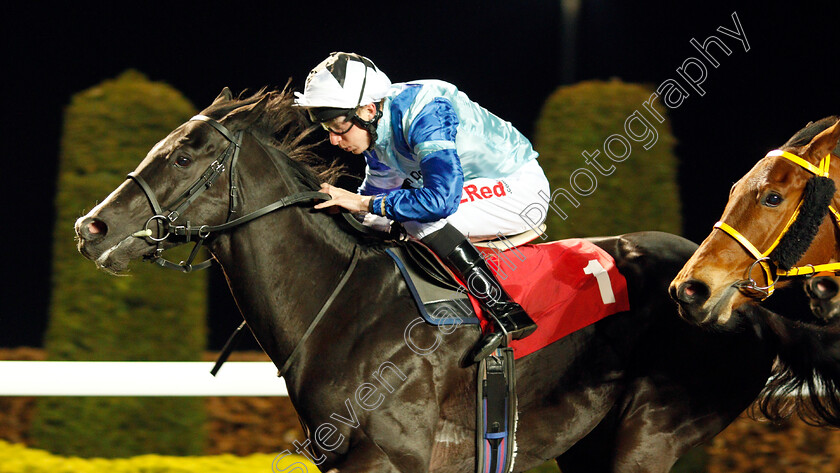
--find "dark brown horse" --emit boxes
[805,275,840,324]
[671,116,840,426]
[74,89,839,472]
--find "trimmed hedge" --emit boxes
[533,80,697,472]
[33,70,208,457]
[533,79,682,240]
[0,440,315,473]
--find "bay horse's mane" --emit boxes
[200,86,346,188]
[782,115,840,154]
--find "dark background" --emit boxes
[2,0,838,349]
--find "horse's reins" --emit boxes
[128,114,372,271]
[128,114,248,271]
[125,114,365,375]
[714,149,840,299]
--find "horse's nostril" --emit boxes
[811,277,839,299]
[80,218,108,240]
[675,280,710,306]
[88,220,107,235]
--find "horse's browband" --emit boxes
[714,149,840,298]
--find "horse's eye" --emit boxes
[763,192,783,207]
[174,155,193,168]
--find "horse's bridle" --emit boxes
[125,114,373,377]
[714,149,840,299]
[127,114,332,271]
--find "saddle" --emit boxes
[386,231,631,473]
[386,227,630,360]
[383,227,539,473]
[386,241,518,473]
[382,224,548,327]
[385,242,480,326]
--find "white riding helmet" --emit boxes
[293,52,392,111]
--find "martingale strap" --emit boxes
[277,246,360,378]
[130,114,389,273]
[714,150,840,298]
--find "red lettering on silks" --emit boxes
[462,184,481,203]
[462,182,509,203]
[493,181,506,197]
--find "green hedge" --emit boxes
[33,70,208,457]
[533,79,682,240]
[533,80,701,473]
[0,440,314,473]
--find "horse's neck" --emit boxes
[827,152,840,259]
[208,135,360,368]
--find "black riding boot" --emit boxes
[422,224,537,362]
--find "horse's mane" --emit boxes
[783,115,840,154]
[200,86,346,187]
[741,304,840,427]
[200,86,385,249]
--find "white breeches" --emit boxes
[366,160,550,241]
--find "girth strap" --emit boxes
[476,347,517,473]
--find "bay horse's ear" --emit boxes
[805,119,840,160]
[213,87,234,105]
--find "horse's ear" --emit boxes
[213,87,234,104]
[224,94,272,128]
[805,119,840,160]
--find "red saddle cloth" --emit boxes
[466,238,630,360]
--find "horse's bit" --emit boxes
[126,114,330,271]
[714,149,840,299]
[125,114,364,377]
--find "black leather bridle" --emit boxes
[124,113,391,376]
[127,114,331,272]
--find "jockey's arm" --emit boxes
[316,98,464,223]
[368,98,464,223]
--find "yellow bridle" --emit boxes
[713,149,840,298]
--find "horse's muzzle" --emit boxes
[670,279,712,324]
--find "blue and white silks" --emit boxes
[360,80,539,223]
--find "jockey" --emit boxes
[294,52,550,361]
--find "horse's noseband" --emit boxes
[125,115,244,270]
[125,113,383,272]
[715,149,840,299]
[126,114,338,272]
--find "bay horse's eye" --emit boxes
[174,155,193,168]
[763,192,784,207]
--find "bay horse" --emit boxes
[671,116,840,426]
[74,89,838,472]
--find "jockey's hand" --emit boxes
[314,183,372,214]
